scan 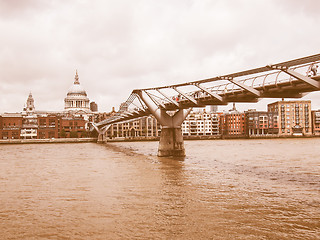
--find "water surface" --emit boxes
[0,139,319,239]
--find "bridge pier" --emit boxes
[135,90,191,157]
[97,133,105,143]
[158,127,185,157]
[91,123,111,144]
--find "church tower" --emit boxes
[26,92,35,113]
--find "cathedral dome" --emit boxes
[67,83,87,96]
[64,70,91,113]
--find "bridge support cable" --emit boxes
[193,83,224,102]
[123,111,135,117]
[172,87,198,105]
[135,89,191,157]
[144,90,166,109]
[267,65,320,89]
[155,89,180,107]
[130,101,147,112]
[222,77,261,97]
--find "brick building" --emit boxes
[60,116,87,138]
[245,110,279,137]
[0,113,23,139]
[268,100,312,136]
[38,115,60,139]
[220,112,246,137]
[0,113,88,139]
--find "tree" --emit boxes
[60,129,66,138]
[81,131,88,138]
[70,131,78,138]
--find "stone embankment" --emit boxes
[0,138,97,144]
[105,134,316,142]
[6,135,314,145]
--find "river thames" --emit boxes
[0,138,319,239]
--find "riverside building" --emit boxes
[182,110,220,136]
[0,113,23,139]
[21,92,38,139]
[267,100,312,136]
[220,104,246,137]
[108,116,160,138]
[0,71,92,139]
[245,110,279,137]
[311,110,320,135]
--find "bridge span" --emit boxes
[93,53,320,157]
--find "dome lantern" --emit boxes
[74,70,80,85]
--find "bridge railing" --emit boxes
[95,54,320,129]
[165,61,320,103]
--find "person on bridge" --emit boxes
[308,64,318,76]
[311,64,318,76]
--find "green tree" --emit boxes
[70,131,78,138]
[60,129,66,138]
[90,130,98,138]
[81,131,88,138]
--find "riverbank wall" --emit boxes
[0,138,97,145]
[106,134,317,142]
[0,135,317,144]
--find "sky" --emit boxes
[0,0,320,113]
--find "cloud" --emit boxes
[0,0,319,113]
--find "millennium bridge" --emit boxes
[92,53,320,157]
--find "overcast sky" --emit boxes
[0,0,320,113]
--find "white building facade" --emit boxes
[182,110,220,136]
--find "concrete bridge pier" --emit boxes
[136,90,191,157]
[91,122,110,144]
[158,126,185,157]
[97,133,106,143]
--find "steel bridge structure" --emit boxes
[93,53,320,157]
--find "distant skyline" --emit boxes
[1,0,320,113]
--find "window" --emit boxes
[39,119,46,126]
[49,119,56,126]
[2,132,8,139]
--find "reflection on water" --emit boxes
[0,139,319,239]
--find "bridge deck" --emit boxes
[95,54,320,128]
